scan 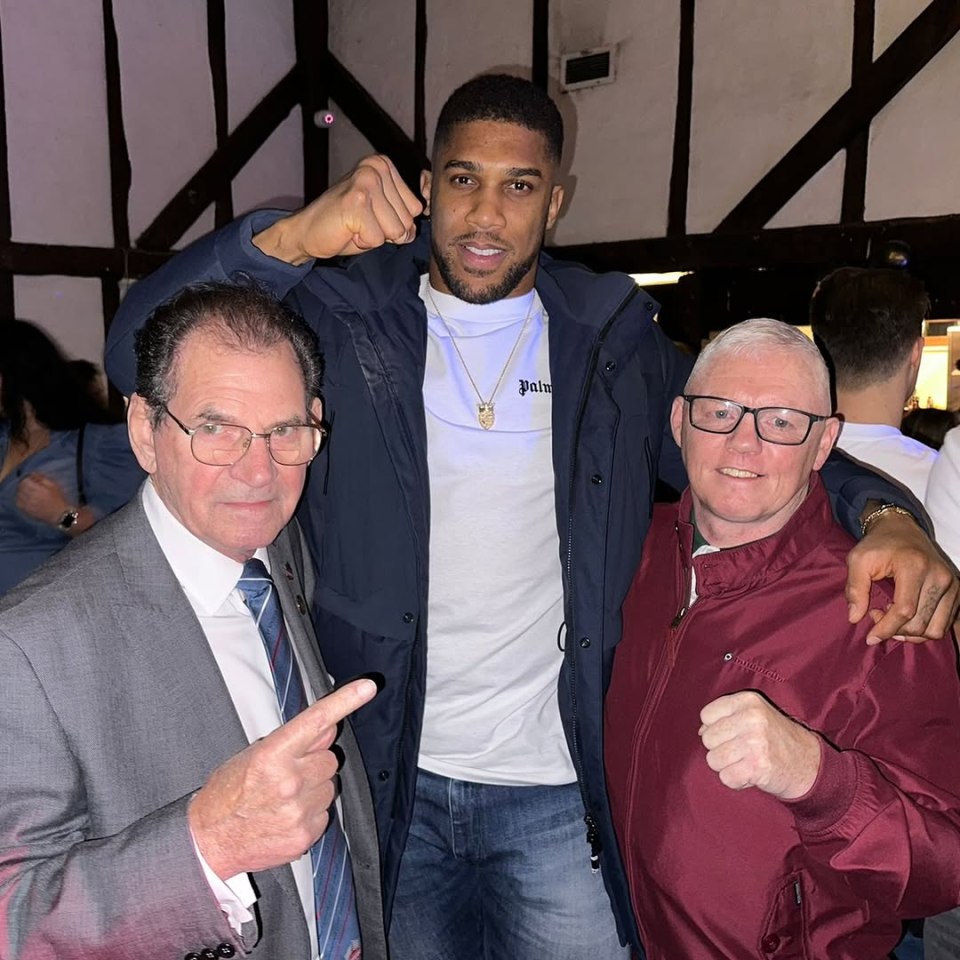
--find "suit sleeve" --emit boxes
[104,210,315,396]
[785,629,960,917]
[820,445,931,537]
[0,632,243,960]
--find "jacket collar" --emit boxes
[676,473,838,599]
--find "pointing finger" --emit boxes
[269,678,377,757]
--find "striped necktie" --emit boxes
[237,558,362,959]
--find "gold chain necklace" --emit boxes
[426,286,536,430]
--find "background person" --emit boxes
[810,266,936,501]
[925,425,960,568]
[0,319,143,594]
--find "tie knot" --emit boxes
[237,558,274,608]
[240,557,270,581]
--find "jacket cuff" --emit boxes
[783,739,859,834]
[213,210,315,288]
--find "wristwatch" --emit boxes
[57,508,80,531]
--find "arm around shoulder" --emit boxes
[104,209,314,396]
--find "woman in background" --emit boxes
[0,319,143,595]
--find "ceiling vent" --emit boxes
[560,45,616,91]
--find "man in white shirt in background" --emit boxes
[925,425,960,568]
[922,422,960,960]
[0,282,385,960]
[810,266,937,501]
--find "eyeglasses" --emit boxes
[162,405,327,466]
[682,395,829,446]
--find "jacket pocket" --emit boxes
[758,873,808,959]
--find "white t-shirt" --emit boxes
[926,425,960,568]
[418,276,575,786]
[836,421,938,502]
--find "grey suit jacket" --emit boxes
[0,492,386,960]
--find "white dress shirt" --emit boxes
[141,481,319,958]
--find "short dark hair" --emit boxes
[0,320,114,443]
[433,73,564,164]
[809,267,929,389]
[134,281,323,426]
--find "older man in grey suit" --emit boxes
[0,283,386,959]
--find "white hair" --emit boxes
[686,318,831,411]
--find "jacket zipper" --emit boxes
[563,284,642,868]
[623,574,694,854]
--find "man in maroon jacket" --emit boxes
[604,318,960,960]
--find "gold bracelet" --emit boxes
[860,503,916,538]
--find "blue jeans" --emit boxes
[388,769,629,960]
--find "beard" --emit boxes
[430,237,541,305]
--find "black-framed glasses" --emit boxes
[162,405,327,466]
[682,395,829,446]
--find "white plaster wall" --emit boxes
[874,0,927,58]
[865,8,960,222]
[423,0,532,157]
[226,0,302,214]
[549,0,679,244]
[3,0,113,356]
[330,0,416,140]
[226,0,296,133]
[327,100,376,186]
[686,0,852,234]
[14,275,106,363]
[767,150,845,230]
[2,0,112,247]
[115,0,215,247]
[233,111,303,215]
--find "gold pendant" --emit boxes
[477,402,495,430]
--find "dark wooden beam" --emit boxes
[135,68,298,251]
[532,0,549,90]
[100,274,120,341]
[207,0,233,226]
[294,0,330,202]
[414,0,427,157]
[323,52,428,189]
[718,0,960,232]
[549,213,960,274]
[841,0,875,223]
[0,8,14,320]
[668,0,695,236]
[102,0,131,250]
[0,240,170,278]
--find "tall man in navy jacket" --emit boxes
[105,74,959,958]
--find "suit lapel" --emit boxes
[111,498,249,772]
[111,496,310,947]
[270,524,388,955]
[270,526,332,699]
